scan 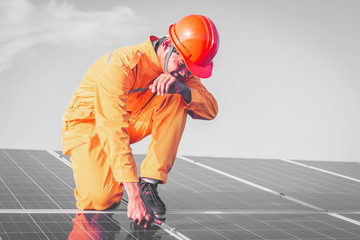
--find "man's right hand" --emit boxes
[123,182,162,228]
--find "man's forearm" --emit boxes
[123,182,141,199]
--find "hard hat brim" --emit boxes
[186,61,213,79]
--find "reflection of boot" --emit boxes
[125,222,162,240]
[68,213,121,240]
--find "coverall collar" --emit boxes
[141,36,163,74]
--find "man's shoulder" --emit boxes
[112,45,138,61]
[110,38,150,66]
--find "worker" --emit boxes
[61,14,220,228]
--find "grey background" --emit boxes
[0,0,359,161]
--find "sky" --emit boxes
[1,0,360,161]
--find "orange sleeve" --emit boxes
[183,76,218,120]
[95,61,138,183]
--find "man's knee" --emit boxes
[163,94,185,108]
[156,94,187,119]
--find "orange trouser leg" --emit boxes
[69,93,186,210]
[128,93,187,183]
[70,134,123,210]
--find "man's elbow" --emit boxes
[207,108,218,120]
[208,101,218,120]
[188,108,218,120]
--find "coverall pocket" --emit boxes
[63,108,94,122]
[62,103,95,155]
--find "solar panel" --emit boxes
[164,213,360,239]
[1,149,360,239]
[295,160,360,181]
[134,154,312,212]
[1,150,76,209]
[185,156,360,212]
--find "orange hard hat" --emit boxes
[169,14,220,78]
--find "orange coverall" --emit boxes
[62,36,218,210]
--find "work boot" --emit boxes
[139,178,166,220]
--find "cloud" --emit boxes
[0,0,146,73]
